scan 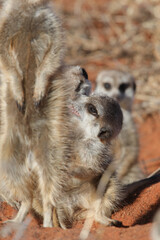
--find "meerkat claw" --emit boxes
[110,219,123,227]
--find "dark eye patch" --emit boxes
[86,103,98,117]
[75,80,83,92]
[104,82,111,90]
[119,83,130,93]
[82,68,88,79]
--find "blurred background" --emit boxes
[54,0,160,118]
[53,0,160,174]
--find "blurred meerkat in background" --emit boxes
[95,70,136,112]
[94,70,144,184]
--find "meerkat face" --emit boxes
[95,70,136,111]
[69,94,123,143]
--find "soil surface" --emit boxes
[0,0,160,239]
[0,114,160,240]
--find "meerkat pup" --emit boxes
[54,93,123,229]
[30,92,123,229]
[0,0,64,109]
[94,70,144,184]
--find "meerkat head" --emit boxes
[94,70,136,112]
[64,65,91,100]
[69,94,123,143]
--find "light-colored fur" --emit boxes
[95,70,144,184]
[0,64,92,227]
[0,0,65,227]
[0,0,64,108]
[95,70,136,112]
[31,93,123,229]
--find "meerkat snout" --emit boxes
[70,94,123,142]
[97,126,113,140]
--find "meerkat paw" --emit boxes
[43,208,53,228]
[58,218,72,229]
[95,215,122,227]
[8,200,20,210]
[33,89,45,108]
[56,208,73,229]
[43,219,53,228]
[3,219,19,224]
[16,99,25,113]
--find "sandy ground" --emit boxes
[0,114,160,240]
[0,0,160,239]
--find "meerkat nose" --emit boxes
[98,127,108,137]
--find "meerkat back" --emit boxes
[94,70,144,184]
[0,0,64,109]
[0,0,65,227]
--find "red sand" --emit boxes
[0,113,160,240]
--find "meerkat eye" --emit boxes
[75,80,83,92]
[86,103,98,117]
[104,82,111,90]
[119,83,129,93]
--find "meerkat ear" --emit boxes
[81,68,88,79]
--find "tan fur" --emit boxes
[0,70,123,228]
[0,0,65,227]
[0,1,124,228]
[112,109,144,184]
[0,63,93,227]
[0,0,64,108]
[30,92,123,229]
[94,70,144,184]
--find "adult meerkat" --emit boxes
[95,70,136,112]
[94,70,144,184]
[0,63,91,227]
[0,0,64,109]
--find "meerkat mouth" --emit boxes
[69,103,81,118]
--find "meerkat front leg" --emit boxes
[42,197,53,228]
[32,33,63,107]
[0,40,24,111]
[0,134,33,224]
[34,152,54,227]
[4,200,32,224]
[93,180,122,227]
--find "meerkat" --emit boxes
[0,0,64,109]
[0,66,123,229]
[95,70,136,112]
[94,70,144,184]
[0,62,92,227]
[30,92,123,229]
[0,0,65,228]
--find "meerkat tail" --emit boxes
[124,168,160,197]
